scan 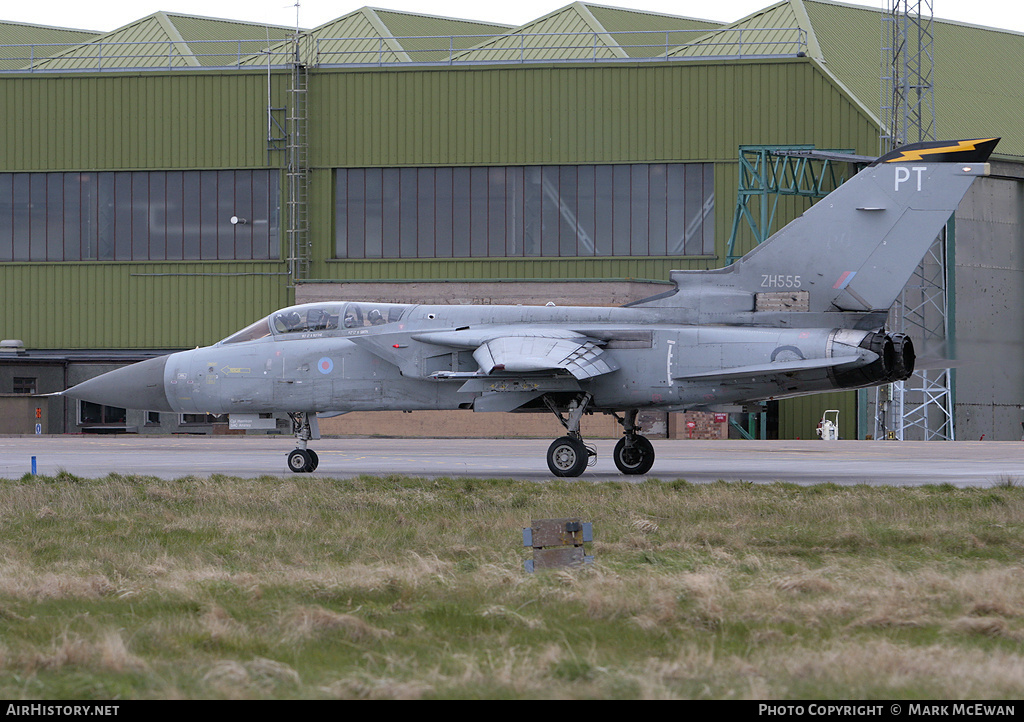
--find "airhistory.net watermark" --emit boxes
[6,706,119,717]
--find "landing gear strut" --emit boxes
[543,393,596,477]
[287,412,320,473]
[611,409,655,475]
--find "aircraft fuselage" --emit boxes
[157,301,880,417]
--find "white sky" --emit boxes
[3,1,1024,35]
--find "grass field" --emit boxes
[1,472,1023,699]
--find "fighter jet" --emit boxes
[64,138,999,476]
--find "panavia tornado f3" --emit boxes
[64,138,999,476]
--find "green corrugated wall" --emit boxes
[778,391,859,440]
[0,71,285,171]
[310,59,878,168]
[1,262,291,349]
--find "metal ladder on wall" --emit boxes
[285,44,311,284]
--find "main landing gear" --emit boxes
[287,412,320,473]
[610,409,656,476]
[542,396,656,477]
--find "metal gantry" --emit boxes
[727,145,863,264]
[875,0,954,441]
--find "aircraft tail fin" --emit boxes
[638,138,998,322]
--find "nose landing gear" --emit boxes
[543,394,596,477]
[287,412,320,473]
[547,435,591,477]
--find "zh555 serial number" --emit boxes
[761,274,802,288]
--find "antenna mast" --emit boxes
[877,1,955,441]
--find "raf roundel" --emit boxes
[317,357,334,375]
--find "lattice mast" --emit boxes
[876,1,955,440]
[881,1,937,152]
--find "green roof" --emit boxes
[666,0,816,59]
[453,2,629,62]
[26,12,295,70]
[372,8,514,61]
[578,3,723,58]
[452,2,725,63]
[0,20,99,70]
[241,7,515,66]
[280,8,410,65]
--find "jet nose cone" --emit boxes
[65,355,173,412]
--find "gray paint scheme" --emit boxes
[64,144,995,475]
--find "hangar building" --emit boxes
[1,0,1022,440]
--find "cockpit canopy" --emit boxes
[219,302,410,344]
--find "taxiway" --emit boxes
[1,436,1022,486]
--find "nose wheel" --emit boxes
[547,436,590,477]
[287,448,319,473]
[287,412,320,473]
[543,394,596,477]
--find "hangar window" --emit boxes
[12,377,36,394]
[0,170,280,261]
[334,163,714,259]
[180,413,226,426]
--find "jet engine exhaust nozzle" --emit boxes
[833,331,915,389]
